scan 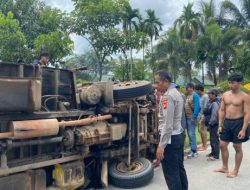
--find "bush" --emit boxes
[216,80,250,93]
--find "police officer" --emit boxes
[155,70,188,190]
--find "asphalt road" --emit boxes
[109,141,250,190]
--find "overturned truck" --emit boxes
[0,63,159,190]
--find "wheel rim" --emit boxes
[116,160,144,173]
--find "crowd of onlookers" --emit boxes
[153,71,250,190]
[178,83,222,161]
[155,81,223,161]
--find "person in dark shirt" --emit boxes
[204,89,220,161]
[32,51,50,66]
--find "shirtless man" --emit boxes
[215,73,250,178]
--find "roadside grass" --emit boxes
[184,127,210,150]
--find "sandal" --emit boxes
[206,153,212,157]
[207,156,219,161]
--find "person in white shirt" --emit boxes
[154,70,188,190]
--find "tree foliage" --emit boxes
[65,50,100,82]
[152,0,250,85]
[71,0,130,81]
[0,0,73,64]
[1,0,250,85]
[0,0,45,48]
[34,32,73,64]
[0,12,26,62]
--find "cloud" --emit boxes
[70,34,90,54]
[130,0,240,30]
[130,0,195,30]
[42,0,74,12]
[42,0,90,53]
[43,0,241,55]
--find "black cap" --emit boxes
[208,88,217,96]
[215,87,223,94]
[16,58,24,64]
[39,51,51,58]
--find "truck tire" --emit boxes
[109,158,154,189]
[113,81,152,100]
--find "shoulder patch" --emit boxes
[162,97,168,109]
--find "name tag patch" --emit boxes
[162,98,168,109]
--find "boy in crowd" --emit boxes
[185,83,200,158]
[204,89,220,161]
[195,84,209,151]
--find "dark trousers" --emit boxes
[161,133,188,190]
[209,125,220,159]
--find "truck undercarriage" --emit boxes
[0,63,158,190]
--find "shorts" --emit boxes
[198,115,206,131]
[220,117,249,144]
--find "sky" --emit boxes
[43,0,240,55]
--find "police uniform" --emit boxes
[159,87,188,190]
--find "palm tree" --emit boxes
[143,9,163,74]
[122,5,141,34]
[122,4,141,80]
[220,0,250,77]
[220,0,250,28]
[200,0,217,27]
[175,3,203,41]
[196,23,220,85]
[198,0,217,84]
[218,27,242,81]
[196,22,242,84]
[155,28,184,82]
[235,41,250,77]
[135,21,149,73]
[174,3,202,81]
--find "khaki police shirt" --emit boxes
[159,87,183,149]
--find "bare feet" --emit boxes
[214,167,229,174]
[197,146,207,151]
[227,170,238,178]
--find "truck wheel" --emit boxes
[109,158,154,189]
[113,81,152,100]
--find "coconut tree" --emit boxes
[198,0,217,84]
[175,3,203,41]
[174,3,203,81]
[196,22,242,84]
[135,21,149,73]
[155,28,184,82]
[235,41,250,78]
[143,9,163,74]
[122,5,141,33]
[196,24,219,85]
[220,0,250,28]
[220,0,250,77]
[200,0,217,26]
[121,4,141,80]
